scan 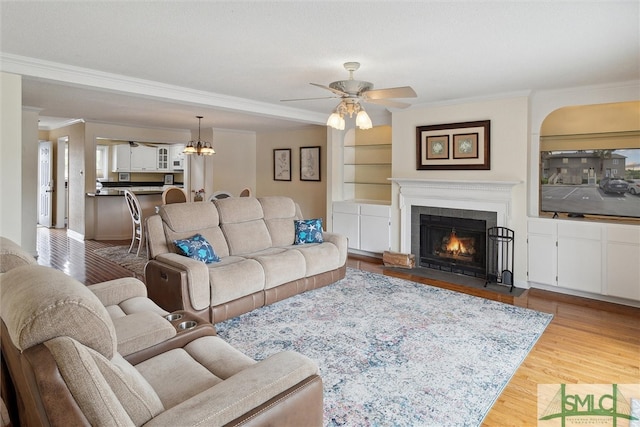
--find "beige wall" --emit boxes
[209,129,256,198]
[0,72,23,246]
[392,95,530,283]
[256,126,328,221]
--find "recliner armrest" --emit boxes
[146,254,211,312]
[88,278,148,306]
[321,232,348,266]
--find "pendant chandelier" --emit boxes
[183,115,215,156]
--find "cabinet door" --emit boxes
[157,147,169,170]
[359,204,391,253]
[557,222,602,294]
[130,145,157,171]
[112,144,131,172]
[360,215,390,253]
[606,226,640,301]
[527,219,557,286]
[333,212,359,250]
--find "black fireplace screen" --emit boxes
[420,214,487,278]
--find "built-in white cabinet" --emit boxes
[527,218,640,303]
[333,201,391,254]
[112,144,131,172]
[157,146,169,170]
[130,145,157,171]
[111,143,183,173]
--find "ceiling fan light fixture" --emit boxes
[327,111,345,130]
[184,115,215,156]
[356,109,373,130]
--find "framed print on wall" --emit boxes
[300,146,321,181]
[416,120,490,170]
[273,148,291,181]
[425,135,449,159]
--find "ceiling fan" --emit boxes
[282,62,417,130]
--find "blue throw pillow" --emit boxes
[173,234,220,263]
[294,218,324,244]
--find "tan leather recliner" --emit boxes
[0,264,323,426]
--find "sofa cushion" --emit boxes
[247,248,306,289]
[159,203,230,258]
[207,257,265,306]
[294,218,324,244]
[259,196,299,247]
[215,198,272,255]
[295,242,341,276]
[135,348,221,410]
[174,234,220,264]
[1,265,117,358]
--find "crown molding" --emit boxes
[1,52,327,125]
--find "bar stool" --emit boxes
[123,189,144,257]
[162,186,187,204]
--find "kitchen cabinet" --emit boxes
[157,146,169,170]
[333,201,391,253]
[129,145,157,171]
[112,144,131,172]
[527,218,640,302]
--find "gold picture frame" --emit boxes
[416,120,490,170]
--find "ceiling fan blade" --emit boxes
[281,96,339,102]
[310,82,348,97]
[364,86,417,100]
[365,98,412,109]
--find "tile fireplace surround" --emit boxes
[390,179,522,256]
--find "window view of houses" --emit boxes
[540,149,640,218]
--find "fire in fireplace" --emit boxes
[436,228,477,262]
[420,215,487,278]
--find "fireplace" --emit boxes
[420,214,487,277]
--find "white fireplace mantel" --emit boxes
[390,178,522,253]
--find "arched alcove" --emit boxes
[538,100,640,219]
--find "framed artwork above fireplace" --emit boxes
[416,120,490,170]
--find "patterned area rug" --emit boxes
[93,245,147,280]
[217,269,553,426]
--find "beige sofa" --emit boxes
[145,196,348,323]
[0,243,323,426]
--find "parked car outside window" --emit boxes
[599,177,629,194]
[626,179,640,195]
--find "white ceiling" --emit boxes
[1,1,638,133]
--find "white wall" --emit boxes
[391,94,530,284]
[0,72,23,246]
[22,108,40,255]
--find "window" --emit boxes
[612,159,619,165]
[96,145,108,181]
[562,158,568,164]
[581,158,587,163]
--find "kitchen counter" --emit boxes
[87,186,169,197]
[87,190,164,240]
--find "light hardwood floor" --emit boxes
[36,228,640,426]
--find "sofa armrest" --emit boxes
[144,351,322,427]
[88,278,148,306]
[322,232,348,266]
[145,254,211,313]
